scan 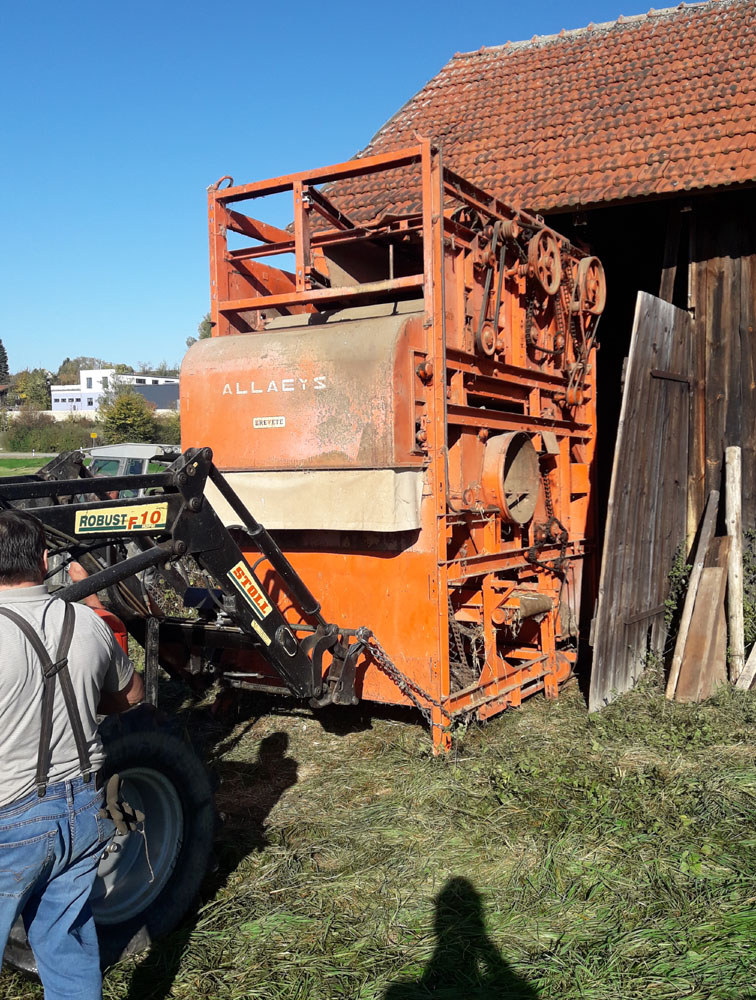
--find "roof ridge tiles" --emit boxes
[452,0,742,58]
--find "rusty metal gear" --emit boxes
[528,229,562,296]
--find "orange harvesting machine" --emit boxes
[181,143,604,749]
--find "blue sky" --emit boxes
[2,0,655,373]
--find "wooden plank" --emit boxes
[688,209,707,544]
[705,535,732,569]
[675,565,728,702]
[628,296,668,672]
[700,536,731,700]
[659,205,682,303]
[701,594,729,699]
[666,490,719,699]
[739,240,756,528]
[725,447,745,680]
[705,263,726,495]
[590,297,646,708]
[650,296,692,655]
[722,222,743,453]
[736,639,756,691]
[590,293,694,710]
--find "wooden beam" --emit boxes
[666,489,719,700]
[725,446,745,681]
[675,564,728,702]
[659,206,682,303]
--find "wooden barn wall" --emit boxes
[687,192,756,535]
[550,187,756,539]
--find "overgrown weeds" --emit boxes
[742,528,756,651]
[2,683,756,999]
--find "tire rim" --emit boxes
[91,767,183,925]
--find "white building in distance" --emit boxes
[51,369,179,413]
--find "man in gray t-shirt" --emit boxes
[0,509,143,999]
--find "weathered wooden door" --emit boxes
[590,292,694,710]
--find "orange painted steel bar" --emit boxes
[184,142,603,751]
[213,146,423,202]
[218,274,425,314]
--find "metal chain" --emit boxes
[367,634,454,734]
[448,592,469,673]
[561,249,596,403]
[457,620,486,673]
[542,463,555,519]
[561,249,579,351]
[527,462,569,573]
[555,283,566,343]
[524,292,536,348]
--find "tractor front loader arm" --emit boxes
[0,447,341,700]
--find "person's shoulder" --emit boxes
[70,602,115,646]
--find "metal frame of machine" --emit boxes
[185,142,603,750]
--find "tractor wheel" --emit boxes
[4,705,216,973]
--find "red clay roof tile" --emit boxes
[330,0,756,216]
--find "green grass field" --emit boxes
[0,459,42,478]
[2,676,756,1000]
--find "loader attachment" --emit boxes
[0,446,366,704]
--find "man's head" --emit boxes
[0,510,48,586]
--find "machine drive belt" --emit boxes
[0,602,91,794]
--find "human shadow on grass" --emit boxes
[122,731,298,1000]
[383,877,538,1000]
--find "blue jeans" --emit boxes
[0,775,114,1000]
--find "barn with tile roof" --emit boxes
[331,0,756,531]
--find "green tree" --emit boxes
[186,312,213,348]
[0,340,9,384]
[54,356,126,384]
[153,359,179,377]
[55,357,79,384]
[155,412,181,445]
[14,368,51,409]
[101,388,156,444]
[114,363,134,374]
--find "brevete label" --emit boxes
[227,560,273,621]
[253,416,285,429]
[75,503,168,534]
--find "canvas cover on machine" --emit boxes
[205,468,425,533]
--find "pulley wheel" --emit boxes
[574,256,607,315]
[481,432,540,524]
[475,321,497,357]
[528,229,562,296]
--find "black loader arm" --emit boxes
[0,447,362,700]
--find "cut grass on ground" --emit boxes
[0,459,42,477]
[2,677,756,999]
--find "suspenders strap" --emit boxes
[0,602,92,795]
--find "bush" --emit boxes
[101,390,156,444]
[4,412,102,452]
[155,412,181,445]
[2,403,181,454]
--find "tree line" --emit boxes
[0,313,211,450]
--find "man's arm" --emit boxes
[67,560,105,611]
[98,671,144,715]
